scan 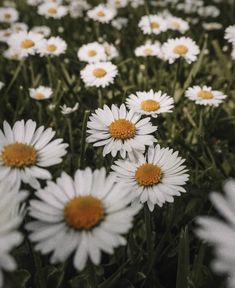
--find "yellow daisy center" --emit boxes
[35,92,45,100]
[21,39,35,49]
[197,90,213,99]
[93,68,107,78]
[141,100,160,112]
[109,119,136,140]
[97,11,105,17]
[173,44,188,55]
[150,21,159,29]
[88,49,97,57]
[4,31,12,37]
[144,48,153,56]
[2,143,37,168]
[47,44,57,52]
[64,196,104,230]
[135,163,162,186]
[171,21,180,29]
[48,7,57,14]
[4,13,12,19]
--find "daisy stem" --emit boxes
[144,205,154,270]
[79,110,90,168]
[88,262,97,288]
[98,88,103,107]
[66,116,74,155]
[4,60,24,94]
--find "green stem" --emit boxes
[144,205,153,266]
[66,117,74,155]
[98,88,103,107]
[79,110,90,168]
[88,262,97,288]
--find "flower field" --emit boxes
[0,0,235,287]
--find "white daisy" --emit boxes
[32,26,51,37]
[162,37,200,64]
[29,86,53,100]
[107,0,129,9]
[135,41,161,57]
[11,22,28,33]
[0,29,13,43]
[198,5,220,18]
[0,119,68,189]
[0,7,19,23]
[37,36,67,57]
[3,47,26,61]
[60,103,79,115]
[26,168,140,271]
[80,61,118,88]
[77,42,106,63]
[138,15,168,35]
[111,144,189,211]
[126,89,174,118]
[225,25,235,45]
[87,4,116,24]
[185,85,227,107]
[195,179,235,288]
[103,42,119,60]
[167,16,189,33]
[130,0,144,8]
[69,0,91,18]
[202,22,222,31]
[0,182,27,288]
[7,31,44,57]
[111,17,128,30]
[87,104,157,158]
[38,3,68,19]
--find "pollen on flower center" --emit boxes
[2,143,37,168]
[198,90,213,99]
[135,163,162,186]
[64,196,104,230]
[173,44,188,55]
[88,49,97,57]
[141,100,160,112]
[109,119,136,140]
[48,7,57,14]
[150,21,159,29]
[4,13,11,19]
[144,48,153,55]
[35,92,45,100]
[21,39,35,49]
[93,68,107,78]
[97,11,105,17]
[47,44,57,52]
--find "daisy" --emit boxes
[111,144,189,211]
[126,90,174,118]
[37,36,67,57]
[80,61,118,88]
[7,31,44,57]
[29,86,53,100]
[185,85,227,107]
[111,17,128,30]
[11,22,28,33]
[202,22,222,31]
[38,3,68,19]
[69,0,91,18]
[162,37,200,64]
[0,29,13,43]
[138,15,168,35]
[32,26,51,37]
[87,4,116,24]
[107,0,129,9]
[87,104,157,158]
[195,179,235,288]
[103,42,119,60]
[0,119,68,189]
[135,41,161,57]
[167,16,189,33]
[0,7,19,23]
[77,42,106,63]
[60,103,79,115]
[225,25,235,45]
[0,182,27,288]
[26,168,140,271]
[3,47,26,61]
[130,0,144,8]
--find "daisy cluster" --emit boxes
[0,0,234,287]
